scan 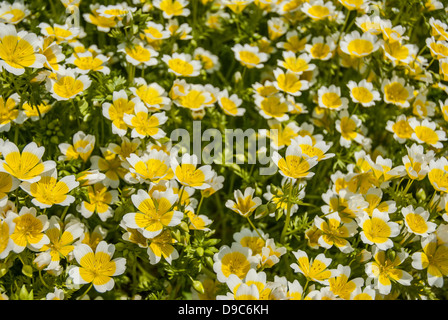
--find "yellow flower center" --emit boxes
[363,217,391,244]
[221,251,251,278]
[0,35,36,68]
[168,58,194,76]
[351,86,373,104]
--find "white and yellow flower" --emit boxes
[10,206,49,253]
[58,131,96,163]
[426,36,448,60]
[273,68,309,96]
[118,40,158,67]
[186,206,213,231]
[35,216,84,271]
[439,98,448,122]
[383,40,418,65]
[194,47,220,74]
[79,183,119,222]
[90,149,127,189]
[429,17,448,41]
[402,205,437,237]
[143,21,171,41]
[0,24,46,75]
[350,286,376,300]
[365,247,412,295]
[123,104,167,139]
[276,31,309,53]
[153,0,190,19]
[335,110,367,148]
[122,188,183,239]
[412,93,436,118]
[255,93,291,121]
[291,135,335,162]
[66,51,110,74]
[314,212,357,253]
[0,141,56,183]
[171,153,214,189]
[347,80,381,107]
[166,20,193,40]
[339,0,370,11]
[147,229,179,265]
[355,14,383,35]
[130,77,171,112]
[318,85,349,110]
[328,265,365,300]
[20,169,79,209]
[0,1,30,24]
[277,51,315,75]
[225,187,262,218]
[232,43,269,69]
[264,119,300,150]
[173,83,214,111]
[69,241,126,293]
[439,57,448,81]
[358,210,400,250]
[259,238,287,269]
[83,4,120,32]
[47,69,92,101]
[38,22,80,43]
[162,52,201,77]
[411,233,448,288]
[340,31,381,58]
[305,35,336,61]
[22,100,52,121]
[221,0,253,14]
[381,76,414,108]
[385,114,415,144]
[126,149,173,184]
[301,0,336,21]
[428,157,448,192]
[0,211,16,259]
[213,243,258,283]
[365,155,405,185]
[272,140,319,180]
[380,20,408,43]
[217,89,244,116]
[409,118,447,149]
[102,89,137,137]
[267,17,289,41]
[402,143,434,181]
[0,94,26,132]
[290,250,334,284]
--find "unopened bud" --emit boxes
[192,280,205,295]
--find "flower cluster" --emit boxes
[0,0,447,301]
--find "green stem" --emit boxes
[280,180,294,244]
[336,9,350,47]
[425,57,436,71]
[60,206,70,222]
[403,179,414,194]
[39,270,51,290]
[128,64,135,83]
[196,194,204,215]
[246,216,263,239]
[301,278,310,300]
[14,125,19,145]
[136,262,156,280]
[79,283,93,300]
[177,186,185,208]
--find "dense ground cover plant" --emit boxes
[0,0,448,300]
